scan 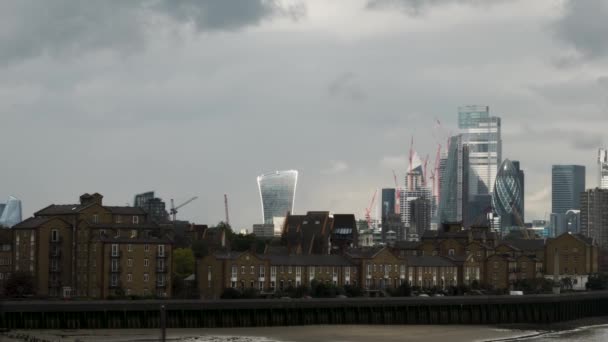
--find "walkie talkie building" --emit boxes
[257,170,298,225]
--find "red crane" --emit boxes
[433,144,442,201]
[365,189,378,229]
[422,154,430,187]
[392,169,400,214]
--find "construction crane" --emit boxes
[224,194,230,226]
[364,189,378,229]
[170,196,198,222]
[422,154,430,187]
[392,169,400,214]
[432,144,442,202]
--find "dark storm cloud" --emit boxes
[157,0,306,31]
[0,0,305,64]
[553,0,608,59]
[365,0,506,16]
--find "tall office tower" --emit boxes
[492,159,524,233]
[565,209,581,234]
[599,149,608,189]
[458,105,502,223]
[0,196,22,227]
[551,165,586,235]
[133,191,169,223]
[581,188,608,251]
[511,161,525,223]
[409,197,431,240]
[401,154,432,239]
[257,170,298,224]
[381,188,396,241]
[438,135,469,225]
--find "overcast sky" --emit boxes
[1,0,607,230]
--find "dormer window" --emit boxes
[133,216,139,224]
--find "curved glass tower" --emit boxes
[492,159,523,232]
[0,196,23,227]
[257,170,298,224]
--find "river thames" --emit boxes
[3,324,608,342]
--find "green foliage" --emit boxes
[173,248,195,278]
[230,233,258,252]
[586,273,608,290]
[3,271,35,297]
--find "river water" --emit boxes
[4,324,608,342]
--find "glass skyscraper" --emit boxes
[438,134,469,224]
[257,170,298,224]
[458,105,502,222]
[552,165,586,215]
[492,159,523,232]
[0,196,23,227]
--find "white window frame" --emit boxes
[51,229,59,242]
[111,244,119,257]
[133,216,139,224]
[144,273,149,282]
[158,245,165,257]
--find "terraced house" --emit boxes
[12,193,172,298]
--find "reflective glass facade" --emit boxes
[458,105,502,223]
[492,159,523,231]
[438,135,469,224]
[552,165,586,215]
[0,196,22,227]
[599,149,608,189]
[257,170,298,224]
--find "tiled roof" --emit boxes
[104,206,146,215]
[406,256,456,267]
[12,216,68,229]
[35,204,83,216]
[86,222,160,230]
[501,239,545,251]
[392,241,421,250]
[265,246,289,256]
[96,236,173,244]
[346,247,387,259]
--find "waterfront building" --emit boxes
[133,191,169,223]
[545,233,598,290]
[438,134,469,225]
[0,196,22,228]
[458,106,502,223]
[492,159,524,233]
[0,227,12,295]
[599,148,608,189]
[12,193,172,299]
[580,188,608,271]
[257,170,298,225]
[282,211,358,255]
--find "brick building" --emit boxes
[11,193,173,298]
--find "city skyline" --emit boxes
[2,1,607,230]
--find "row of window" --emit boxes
[91,214,140,224]
[111,244,165,256]
[0,257,12,266]
[110,273,165,286]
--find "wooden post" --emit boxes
[160,305,167,342]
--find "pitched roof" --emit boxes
[264,246,289,256]
[12,216,69,229]
[392,241,421,250]
[35,204,83,216]
[104,206,146,215]
[96,236,173,244]
[501,239,545,251]
[345,246,388,259]
[406,256,456,267]
[86,222,160,230]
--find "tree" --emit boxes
[3,271,35,298]
[173,248,195,278]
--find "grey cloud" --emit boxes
[553,0,608,59]
[513,126,604,152]
[0,0,305,65]
[366,0,506,16]
[328,72,366,101]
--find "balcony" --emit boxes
[49,249,61,258]
[50,236,63,244]
[156,253,167,259]
[110,251,122,258]
[156,266,167,273]
[156,282,167,288]
[109,281,122,289]
[110,266,122,273]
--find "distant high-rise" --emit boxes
[401,154,432,239]
[257,170,298,225]
[458,105,502,223]
[381,188,396,221]
[0,196,22,227]
[581,188,608,251]
[438,134,469,225]
[511,160,525,222]
[133,191,169,223]
[599,148,608,189]
[492,159,523,232]
[552,165,586,215]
